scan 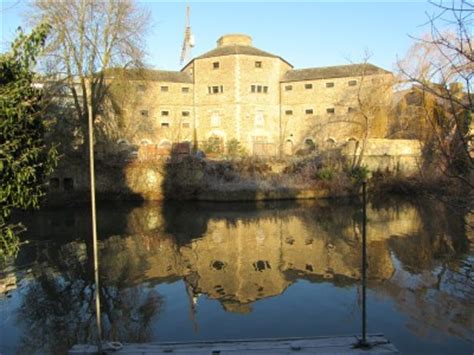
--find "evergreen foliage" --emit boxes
[0,24,58,261]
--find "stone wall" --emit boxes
[342,138,423,174]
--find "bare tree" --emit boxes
[397,0,473,193]
[29,0,151,155]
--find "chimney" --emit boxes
[217,34,252,47]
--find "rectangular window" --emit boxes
[326,82,334,88]
[213,62,220,69]
[257,85,262,93]
[182,87,190,93]
[285,110,293,115]
[305,83,313,89]
[140,110,149,117]
[161,110,169,116]
[251,85,256,93]
[182,111,190,117]
[161,122,169,128]
[255,61,262,68]
[161,86,169,92]
[182,122,190,128]
[63,178,74,191]
[348,80,357,86]
[285,85,293,91]
[326,108,335,114]
[209,86,223,94]
[137,84,146,92]
[305,109,314,115]
[263,86,268,93]
[348,107,356,113]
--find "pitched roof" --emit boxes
[281,63,391,82]
[105,68,193,83]
[189,45,292,67]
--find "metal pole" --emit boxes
[88,83,102,353]
[361,180,368,346]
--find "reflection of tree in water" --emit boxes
[371,198,473,341]
[16,240,163,354]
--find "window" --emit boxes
[161,122,169,128]
[285,110,293,115]
[285,85,293,91]
[50,178,60,189]
[305,109,314,115]
[161,86,169,92]
[326,108,335,114]
[140,110,149,117]
[348,107,356,113]
[182,122,190,128]
[161,110,169,116]
[251,85,268,94]
[63,178,74,191]
[255,61,262,68]
[137,84,146,92]
[254,111,264,127]
[213,61,220,69]
[211,113,221,127]
[208,86,223,94]
[326,82,334,88]
[305,83,313,89]
[182,111,190,117]
[348,80,357,86]
[182,87,190,93]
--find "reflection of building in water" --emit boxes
[121,202,423,313]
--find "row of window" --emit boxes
[160,122,191,128]
[213,61,262,69]
[251,85,269,93]
[137,85,191,93]
[285,107,356,115]
[284,80,357,91]
[140,110,191,117]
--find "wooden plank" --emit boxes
[69,334,398,354]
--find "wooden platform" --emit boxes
[69,334,398,354]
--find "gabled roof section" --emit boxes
[182,45,293,69]
[105,68,193,83]
[281,63,391,82]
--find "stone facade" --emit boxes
[103,33,393,156]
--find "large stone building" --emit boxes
[105,33,393,156]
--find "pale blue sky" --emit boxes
[1,1,435,72]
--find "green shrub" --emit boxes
[315,167,335,181]
[348,165,369,185]
[226,138,248,158]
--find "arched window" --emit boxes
[158,139,172,147]
[116,139,129,145]
[326,137,336,144]
[284,139,293,156]
[347,137,358,142]
[304,138,315,151]
[140,139,152,145]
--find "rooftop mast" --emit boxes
[180,5,195,65]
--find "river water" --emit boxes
[0,198,473,354]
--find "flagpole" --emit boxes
[87,81,102,353]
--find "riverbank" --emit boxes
[43,151,470,206]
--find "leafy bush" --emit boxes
[348,165,369,185]
[202,136,223,154]
[226,138,248,158]
[315,167,335,181]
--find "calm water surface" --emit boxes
[0,198,473,354]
